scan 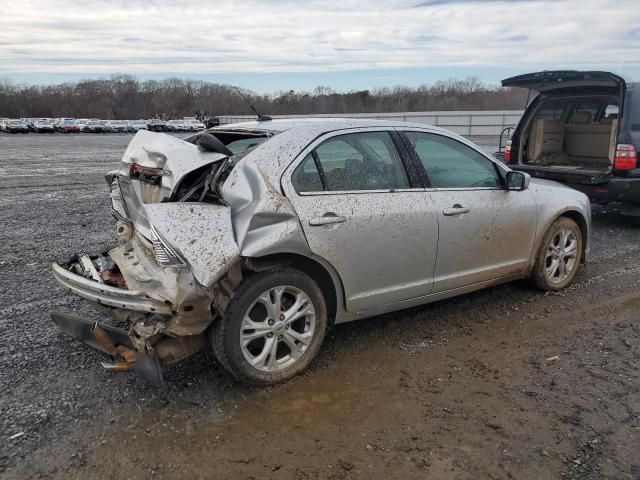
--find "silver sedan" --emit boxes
[51,119,590,385]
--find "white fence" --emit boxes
[217,110,524,136]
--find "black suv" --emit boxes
[499,71,640,216]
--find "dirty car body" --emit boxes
[51,118,591,384]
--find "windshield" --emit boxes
[9,120,22,125]
[63,120,74,125]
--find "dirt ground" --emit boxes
[1,133,639,480]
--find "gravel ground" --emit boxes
[0,133,639,479]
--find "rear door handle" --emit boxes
[443,205,471,216]
[309,214,347,226]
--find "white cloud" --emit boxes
[0,0,638,75]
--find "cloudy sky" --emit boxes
[1,0,638,91]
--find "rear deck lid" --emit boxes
[502,70,626,93]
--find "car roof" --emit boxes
[215,117,451,135]
[216,117,480,191]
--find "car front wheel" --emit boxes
[210,268,328,384]
[531,217,583,291]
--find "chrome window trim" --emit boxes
[296,186,504,196]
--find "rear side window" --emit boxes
[291,154,324,192]
[535,99,567,120]
[404,132,502,189]
[291,131,410,193]
[627,92,640,129]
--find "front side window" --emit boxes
[291,131,410,193]
[404,132,502,189]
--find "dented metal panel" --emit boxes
[144,203,240,287]
[117,130,227,203]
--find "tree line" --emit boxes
[0,74,528,119]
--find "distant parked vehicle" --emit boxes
[59,119,80,133]
[25,118,39,132]
[85,120,106,133]
[33,118,56,133]
[166,119,189,132]
[1,119,29,133]
[185,119,206,131]
[75,119,89,132]
[147,119,167,132]
[130,120,148,131]
[107,120,129,133]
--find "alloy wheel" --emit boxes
[239,285,316,372]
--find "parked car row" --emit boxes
[0,117,207,133]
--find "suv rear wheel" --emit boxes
[531,217,582,290]
[210,268,328,384]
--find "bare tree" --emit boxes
[0,75,527,119]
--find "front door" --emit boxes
[282,130,439,312]
[401,130,538,292]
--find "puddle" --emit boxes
[222,373,361,430]
[623,297,640,310]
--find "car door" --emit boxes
[281,129,438,313]
[400,130,538,292]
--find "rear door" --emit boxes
[281,129,438,313]
[400,130,538,292]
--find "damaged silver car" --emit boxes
[51,119,591,385]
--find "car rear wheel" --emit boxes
[210,268,328,384]
[531,217,582,291]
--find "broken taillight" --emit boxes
[614,144,637,171]
[504,140,512,163]
[130,163,163,184]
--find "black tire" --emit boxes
[531,217,582,291]
[210,268,328,385]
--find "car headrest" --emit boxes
[571,111,592,124]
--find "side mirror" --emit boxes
[506,171,530,191]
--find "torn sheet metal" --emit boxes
[117,130,227,202]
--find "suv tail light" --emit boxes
[130,163,163,184]
[504,140,512,163]
[614,144,637,171]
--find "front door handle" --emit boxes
[309,214,347,226]
[443,205,471,216]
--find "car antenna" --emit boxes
[233,86,272,121]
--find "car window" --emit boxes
[569,102,601,124]
[628,91,640,130]
[536,99,567,120]
[404,132,502,189]
[604,104,619,119]
[291,154,324,193]
[226,137,268,155]
[302,131,409,192]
